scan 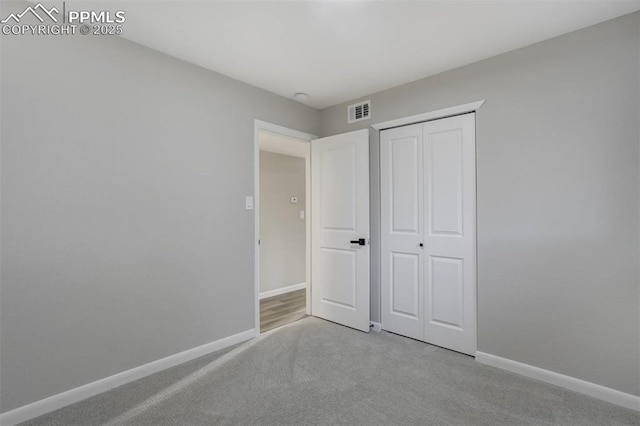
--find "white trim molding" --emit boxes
[371,100,485,130]
[369,322,382,332]
[254,120,317,142]
[476,352,640,412]
[0,329,256,426]
[259,282,306,300]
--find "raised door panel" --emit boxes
[391,252,420,318]
[320,146,356,232]
[428,256,464,329]
[320,248,357,309]
[428,130,463,236]
[391,137,420,234]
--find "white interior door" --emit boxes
[380,113,476,355]
[311,129,370,332]
[423,113,476,355]
[380,123,425,340]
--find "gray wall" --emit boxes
[321,12,640,397]
[0,3,319,412]
[259,151,306,293]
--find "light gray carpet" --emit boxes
[22,317,640,425]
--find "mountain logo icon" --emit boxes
[1,3,60,24]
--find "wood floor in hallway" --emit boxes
[260,288,307,333]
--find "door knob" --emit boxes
[350,238,366,246]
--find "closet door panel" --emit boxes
[423,113,476,355]
[380,123,424,340]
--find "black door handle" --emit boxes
[350,238,366,246]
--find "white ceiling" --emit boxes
[72,1,640,109]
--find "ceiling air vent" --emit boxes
[348,100,371,124]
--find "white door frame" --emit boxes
[254,120,317,336]
[372,100,485,351]
[370,100,485,131]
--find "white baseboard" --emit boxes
[0,328,256,426]
[259,282,306,300]
[475,351,640,412]
[369,322,382,332]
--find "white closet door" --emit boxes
[423,113,476,355]
[380,113,476,355]
[380,123,424,340]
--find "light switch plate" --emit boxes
[245,196,254,210]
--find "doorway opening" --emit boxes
[254,121,315,334]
